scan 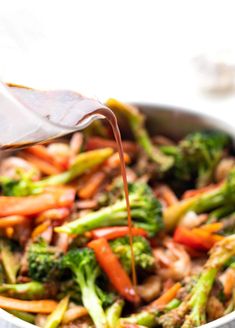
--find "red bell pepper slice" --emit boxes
[90,226,147,240]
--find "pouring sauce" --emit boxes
[0,85,137,288]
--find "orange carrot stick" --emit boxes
[0,188,75,216]
[32,221,51,240]
[62,306,88,324]
[26,145,66,170]
[88,238,140,303]
[78,171,106,200]
[20,152,61,175]
[36,208,70,224]
[0,215,27,228]
[0,296,57,313]
[154,185,178,206]
[148,282,181,309]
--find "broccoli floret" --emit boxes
[61,247,109,328]
[164,168,235,230]
[56,182,163,237]
[27,239,62,282]
[110,236,155,274]
[159,234,235,327]
[162,131,230,188]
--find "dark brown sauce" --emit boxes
[0,86,137,289]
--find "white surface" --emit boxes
[0,0,235,124]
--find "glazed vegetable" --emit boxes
[164,168,235,230]
[106,299,124,328]
[0,148,113,196]
[43,295,69,328]
[90,226,147,240]
[0,188,75,216]
[61,247,109,328]
[106,98,174,171]
[0,282,46,300]
[121,283,181,327]
[0,239,20,284]
[162,131,230,188]
[88,238,140,303]
[56,182,163,236]
[173,226,223,251]
[110,236,155,274]
[28,239,62,282]
[0,295,57,313]
[160,234,235,327]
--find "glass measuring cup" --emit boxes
[0,81,107,149]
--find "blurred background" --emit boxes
[0,0,235,121]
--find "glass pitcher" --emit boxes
[0,81,107,148]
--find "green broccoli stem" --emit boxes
[121,310,158,328]
[0,282,46,300]
[75,268,108,328]
[182,268,217,327]
[106,299,124,328]
[106,98,173,172]
[56,192,144,235]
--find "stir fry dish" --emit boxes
[0,99,235,328]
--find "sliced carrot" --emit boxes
[90,226,147,240]
[154,185,178,206]
[62,305,88,324]
[148,282,181,309]
[0,215,27,228]
[78,171,106,200]
[0,188,75,216]
[26,145,66,170]
[20,152,61,175]
[32,221,51,240]
[0,296,57,313]
[88,238,140,303]
[200,222,223,233]
[36,208,70,224]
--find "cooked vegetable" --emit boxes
[106,98,174,171]
[106,299,124,328]
[90,226,147,240]
[162,131,230,188]
[43,295,69,328]
[0,148,113,196]
[0,188,75,216]
[110,236,155,274]
[56,182,163,237]
[61,247,109,328]
[0,239,20,284]
[28,239,62,282]
[160,235,235,327]
[164,168,235,230]
[88,238,140,303]
[0,282,46,300]
[0,295,57,313]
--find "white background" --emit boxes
[0,0,235,122]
